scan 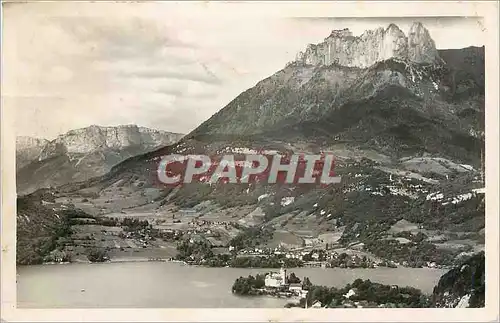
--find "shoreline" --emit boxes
[17,260,449,297]
[21,258,450,271]
[37,258,182,266]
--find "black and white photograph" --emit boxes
[1,1,498,322]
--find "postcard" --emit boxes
[1,1,498,322]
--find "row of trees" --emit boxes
[230,256,303,268]
[232,274,266,295]
[86,248,110,262]
[184,249,305,268]
[364,239,461,267]
[175,239,214,262]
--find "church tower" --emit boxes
[280,267,287,284]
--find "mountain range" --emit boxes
[190,23,483,167]
[16,136,50,170]
[16,125,183,195]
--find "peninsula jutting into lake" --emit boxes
[230,252,484,309]
[231,268,430,308]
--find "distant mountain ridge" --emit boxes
[16,136,49,170]
[37,124,183,159]
[16,125,184,195]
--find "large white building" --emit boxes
[264,268,287,287]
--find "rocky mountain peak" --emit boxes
[325,28,354,39]
[407,22,440,64]
[386,23,401,31]
[294,22,440,68]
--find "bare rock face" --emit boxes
[16,125,184,195]
[16,136,49,170]
[38,125,183,160]
[407,22,440,64]
[296,22,439,68]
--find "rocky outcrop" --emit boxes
[295,22,440,68]
[407,22,440,64]
[431,252,485,308]
[16,125,184,195]
[16,136,49,170]
[38,125,183,160]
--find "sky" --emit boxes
[2,2,487,140]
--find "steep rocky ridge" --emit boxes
[16,136,49,170]
[190,55,483,166]
[295,22,440,68]
[38,125,182,158]
[191,23,482,145]
[16,125,183,195]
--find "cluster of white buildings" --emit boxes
[264,267,287,287]
[264,268,309,298]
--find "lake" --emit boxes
[17,262,446,308]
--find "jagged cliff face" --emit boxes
[191,22,483,160]
[16,125,184,195]
[38,125,183,160]
[408,22,439,64]
[192,55,483,162]
[296,22,440,68]
[16,136,49,170]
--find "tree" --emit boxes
[288,272,301,284]
[232,277,252,295]
[303,253,313,261]
[86,248,109,262]
[352,278,364,288]
[302,277,312,290]
[255,274,266,288]
[232,274,266,295]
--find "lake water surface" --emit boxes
[17,262,446,308]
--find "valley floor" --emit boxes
[39,196,475,270]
